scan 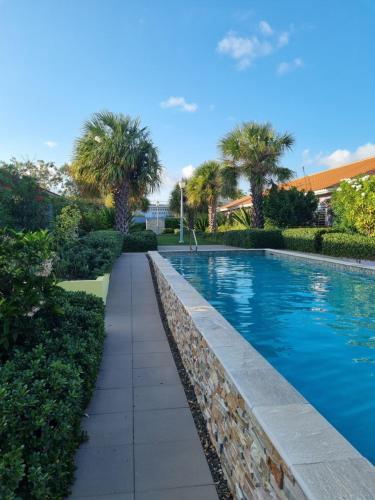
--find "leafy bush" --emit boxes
[79,205,115,233]
[0,229,58,354]
[55,230,123,280]
[331,175,375,236]
[0,291,104,500]
[53,205,81,246]
[282,228,330,253]
[0,166,51,231]
[321,232,375,260]
[130,222,146,232]
[165,217,180,229]
[163,228,174,234]
[231,207,253,229]
[264,186,318,228]
[123,230,157,252]
[194,213,208,232]
[220,229,284,249]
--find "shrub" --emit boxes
[55,230,123,280]
[79,205,115,233]
[231,207,253,229]
[130,222,146,232]
[0,165,51,231]
[194,213,209,232]
[321,232,375,260]
[123,230,157,252]
[0,291,105,499]
[282,228,330,253]
[220,229,284,249]
[165,217,180,229]
[0,229,58,355]
[163,228,174,234]
[53,205,81,246]
[331,175,375,236]
[264,186,318,228]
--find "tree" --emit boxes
[263,185,318,228]
[219,122,294,228]
[186,161,235,232]
[72,111,161,234]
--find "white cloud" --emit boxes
[160,96,198,113]
[259,20,273,36]
[182,164,195,179]
[318,143,375,169]
[44,140,57,148]
[277,57,303,75]
[277,31,289,47]
[302,143,375,170]
[217,23,291,70]
[217,32,272,69]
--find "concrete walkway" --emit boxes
[69,253,218,500]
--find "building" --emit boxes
[219,156,375,223]
[133,202,171,223]
[145,202,171,219]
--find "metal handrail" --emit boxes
[191,229,198,253]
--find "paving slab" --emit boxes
[134,407,199,444]
[68,253,217,499]
[133,384,189,411]
[133,351,174,369]
[134,439,214,492]
[71,444,134,496]
[135,485,218,500]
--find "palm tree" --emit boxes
[220,122,294,228]
[187,161,235,232]
[72,111,161,234]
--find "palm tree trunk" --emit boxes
[113,181,130,235]
[208,203,217,232]
[250,179,264,229]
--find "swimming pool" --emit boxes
[165,251,375,464]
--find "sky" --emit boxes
[1,0,375,201]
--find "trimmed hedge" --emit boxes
[123,230,157,252]
[165,217,180,229]
[220,229,284,249]
[0,291,105,499]
[130,222,146,232]
[321,232,375,260]
[56,230,123,280]
[281,228,329,253]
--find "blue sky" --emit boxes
[1,0,375,201]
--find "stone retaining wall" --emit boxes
[148,251,375,500]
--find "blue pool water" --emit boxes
[165,252,375,464]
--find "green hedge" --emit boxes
[321,232,375,260]
[165,217,179,229]
[123,230,157,252]
[56,230,123,280]
[130,222,146,232]
[220,229,284,249]
[0,291,105,499]
[281,228,329,253]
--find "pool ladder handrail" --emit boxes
[190,229,198,253]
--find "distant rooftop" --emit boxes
[219,155,375,211]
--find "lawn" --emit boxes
[157,232,220,246]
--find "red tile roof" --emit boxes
[220,156,375,211]
[283,156,375,192]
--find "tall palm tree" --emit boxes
[186,161,235,232]
[220,122,294,228]
[72,111,161,234]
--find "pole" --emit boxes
[179,183,184,243]
[156,201,159,234]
